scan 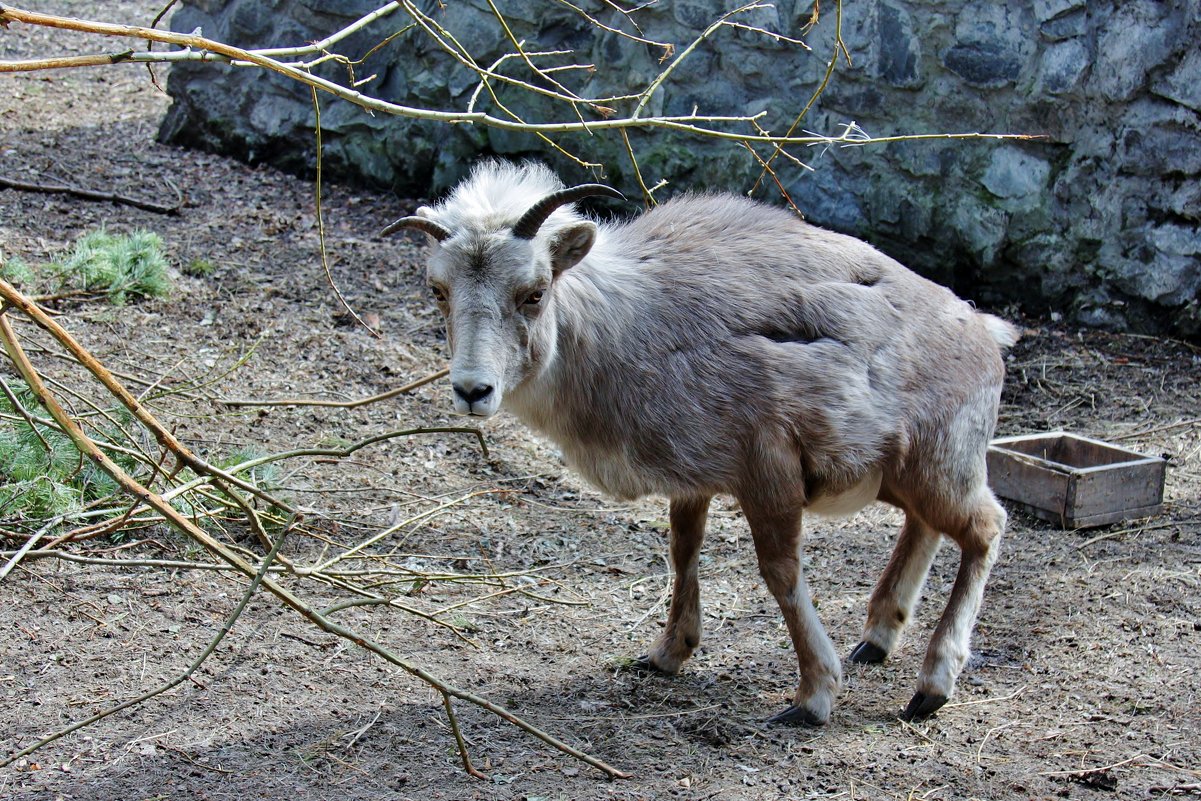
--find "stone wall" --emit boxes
[160,0,1200,337]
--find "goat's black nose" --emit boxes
[453,382,494,404]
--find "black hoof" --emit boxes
[766,705,828,727]
[623,654,667,674]
[902,691,948,721]
[849,641,889,664]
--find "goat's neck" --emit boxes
[504,248,641,437]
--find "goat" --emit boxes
[384,160,1018,725]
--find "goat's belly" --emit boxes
[805,469,883,517]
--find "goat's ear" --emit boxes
[549,222,596,276]
[415,205,435,218]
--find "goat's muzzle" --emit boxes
[452,380,496,417]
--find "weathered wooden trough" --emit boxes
[987,432,1167,529]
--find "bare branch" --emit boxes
[0,4,1034,150]
[0,283,628,779]
[0,173,181,214]
[222,367,448,408]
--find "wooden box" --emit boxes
[987,432,1166,529]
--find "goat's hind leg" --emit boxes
[905,493,1006,720]
[631,496,711,674]
[850,515,942,665]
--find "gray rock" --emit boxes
[1039,9,1087,42]
[788,156,867,234]
[951,198,1009,265]
[1090,1,1170,102]
[1032,0,1084,23]
[672,0,713,30]
[1154,49,1201,112]
[876,4,922,88]
[1115,100,1201,177]
[1036,39,1089,94]
[981,147,1051,205]
[1159,182,1201,222]
[943,4,1032,88]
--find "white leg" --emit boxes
[905,494,1006,720]
[851,515,943,663]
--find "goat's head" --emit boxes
[384,180,623,417]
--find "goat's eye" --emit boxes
[523,289,544,307]
[430,285,447,304]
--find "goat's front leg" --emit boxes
[742,501,842,726]
[632,495,711,674]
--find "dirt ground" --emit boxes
[2,4,1199,800]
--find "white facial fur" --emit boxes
[425,230,561,417]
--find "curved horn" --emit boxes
[511,184,625,240]
[381,216,452,241]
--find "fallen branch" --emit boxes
[0,548,282,572]
[1076,519,1179,549]
[0,283,628,779]
[1111,417,1200,441]
[0,517,58,581]
[0,173,181,215]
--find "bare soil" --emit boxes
[2,4,1199,800]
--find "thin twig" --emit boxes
[222,367,447,408]
[0,372,54,454]
[620,128,656,206]
[443,692,488,779]
[751,0,848,193]
[1038,752,1148,777]
[317,596,477,645]
[1110,418,1199,441]
[549,0,672,54]
[0,518,59,582]
[310,86,378,337]
[483,0,586,107]
[0,548,279,572]
[941,685,1027,711]
[1076,519,1178,549]
[310,489,499,573]
[631,3,766,121]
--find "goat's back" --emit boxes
[594,193,1009,393]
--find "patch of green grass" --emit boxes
[0,254,34,285]
[183,257,217,277]
[448,614,481,633]
[52,229,172,304]
[0,379,139,520]
[215,446,280,493]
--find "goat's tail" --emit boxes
[981,314,1020,349]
